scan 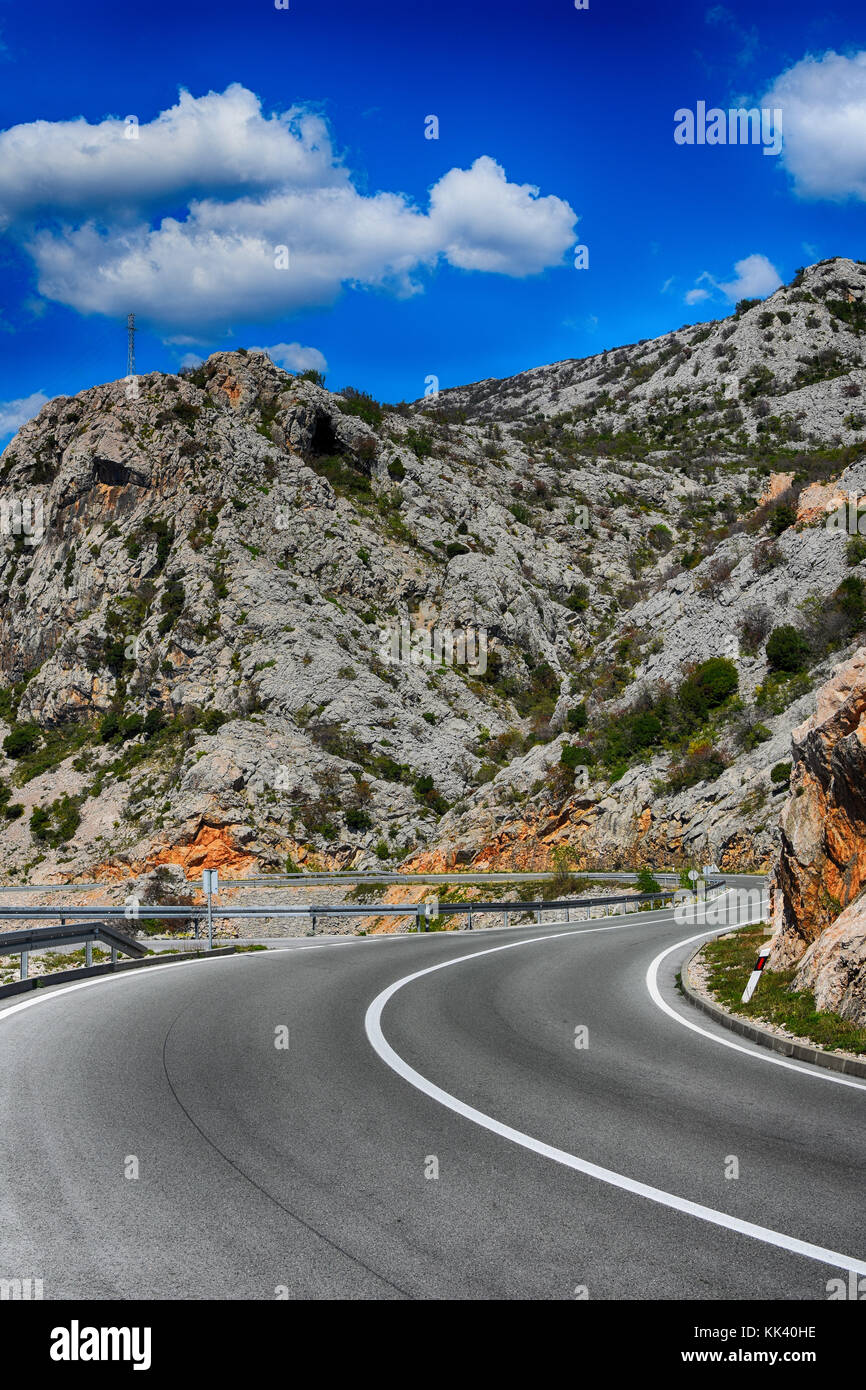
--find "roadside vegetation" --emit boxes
[700,924,866,1056]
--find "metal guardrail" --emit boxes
[0,888,683,924]
[0,920,146,981]
[0,882,725,932]
[0,870,687,893]
[0,881,727,984]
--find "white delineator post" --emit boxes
[742,939,773,1003]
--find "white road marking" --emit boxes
[364,929,866,1277]
[0,951,248,1021]
[646,898,866,1092]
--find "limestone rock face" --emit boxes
[769,647,866,968]
[790,894,866,1024]
[1,258,866,883]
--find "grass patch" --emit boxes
[701,924,866,1055]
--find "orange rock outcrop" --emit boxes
[770,646,866,971]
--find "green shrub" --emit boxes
[677,658,738,726]
[771,761,792,784]
[412,773,448,815]
[847,536,866,568]
[145,708,166,737]
[120,713,145,741]
[667,740,727,791]
[158,577,186,635]
[99,711,121,742]
[310,454,374,505]
[767,503,797,537]
[338,387,383,428]
[648,523,673,552]
[142,517,174,570]
[405,428,433,459]
[766,625,809,673]
[3,723,41,759]
[741,722,771,750]
[345,807,372,832]
[30,793,83,847]
[630,711,663,748]
[835,574,866,629]
[566,704,587,731]
[636,867,661,893]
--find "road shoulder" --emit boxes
[682,938,866,1081]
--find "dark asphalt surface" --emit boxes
[0,890,863,1300]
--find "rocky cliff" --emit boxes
[768,646,866,1022]
[0,256,865,883]
[770,648,866,960]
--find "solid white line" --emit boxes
[0,951,247,1023]
[645,901,866,1093]
[364,929,866,1277]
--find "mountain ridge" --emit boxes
[0,256,864,883]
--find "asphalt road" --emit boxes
[0,885,862,1301]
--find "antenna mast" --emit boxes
[126,313,136,378]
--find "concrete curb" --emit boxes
[682,939,866,1081]
[0,944,246,1002]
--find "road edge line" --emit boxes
[681,939,866,1081]
[365,930,866,1278]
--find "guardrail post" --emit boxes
[20,950,28,980]
[467,907,472,930]
[85,941,92,968]
[504,910,509,929]
[111,946,117,966]
[311,913,316,935]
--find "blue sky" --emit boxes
[1,0,865,439]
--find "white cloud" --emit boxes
[426,156,576,276]
[179,352,203,370]
[0,86,578,335]
[253,342,328,373]
[764,50,866,200]
[718,253,782,301]
[0,85,345,227]
[0,391,48,440]
[684,254,782,308]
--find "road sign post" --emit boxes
[202,869,218,949]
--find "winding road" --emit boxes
[1,885,863,1301]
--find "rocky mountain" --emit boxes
[769,646,866,1024]
[0,256,865,885]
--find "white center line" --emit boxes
[364,927,866,1277]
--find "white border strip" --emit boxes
[0,950,247,1023]
[364,928,866,1276]
[646,922,866,1092]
